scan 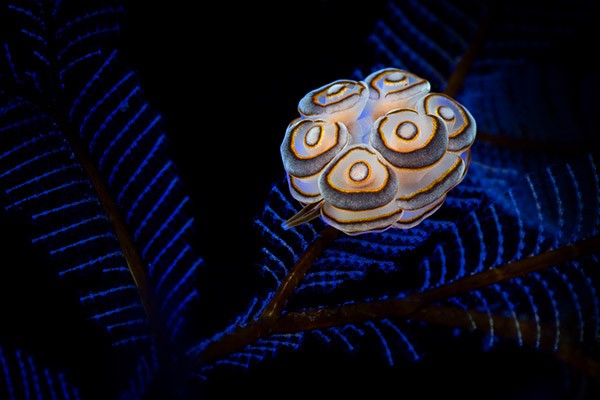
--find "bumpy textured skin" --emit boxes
[281,68,477,234]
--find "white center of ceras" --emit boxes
[386,71,405,82]
[438,106,455,121]
[304,125,322,147]
[396,121,418,140]
[349,161,370,182]
[327,83,345,96]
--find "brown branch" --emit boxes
[55,111,170,352]
[65,135,153,318]
[200,235,600,363]
[261,226,339,318]
[272,235,600,333]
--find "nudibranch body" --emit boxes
[280,68,476,235]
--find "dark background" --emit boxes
[119,1,387,271]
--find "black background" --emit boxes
[119,1,387,272]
